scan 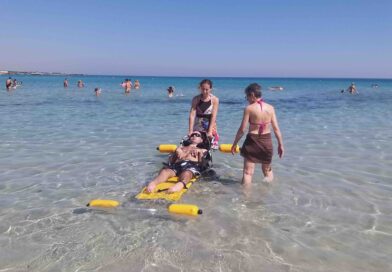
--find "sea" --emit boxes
[0,75,391,272]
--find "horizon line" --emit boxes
[1,69,391,80]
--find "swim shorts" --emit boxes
[165,161,202,177]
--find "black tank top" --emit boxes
[196,100,212,118]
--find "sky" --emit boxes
[1,0,391,78]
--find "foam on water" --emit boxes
[0,76,391,271]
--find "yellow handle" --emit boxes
[157,144,177,153]
[87,199,120,208]
[168,204,202,216]
[219,144,240,153]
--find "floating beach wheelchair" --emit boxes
[87,135,239,215]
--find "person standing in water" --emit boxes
[134,80,140,89]
[64,78,68,88]
[77,80,84,88]
[189,79,220,149]
[125,79,132,94]
[94,87,101,96]
[12,79,18,89]
[167,86,175,97]
[347,82,357,94]
[6,77,12,91]
[231,83,284,184]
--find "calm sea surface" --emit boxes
[0,75,391,272]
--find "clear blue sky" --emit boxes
[1,0,391,78]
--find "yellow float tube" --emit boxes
[157,144,177,153]
[157,143,240,153]
[219,144,240,153]
[87,199,120,208]
[86,199,202,216]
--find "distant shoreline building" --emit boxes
[0,70,82,76]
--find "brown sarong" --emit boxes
[241,133,273,164]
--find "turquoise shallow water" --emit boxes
[0,75,391,272]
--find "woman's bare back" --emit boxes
[247,101,274,135]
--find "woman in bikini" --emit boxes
[231,83,284,184]
[125,79,132,93]
[134,80,140,89]
[77,80,85,88]
[189,79,220,148]
[167,86,175,97]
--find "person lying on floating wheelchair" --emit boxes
[146,131,212,193]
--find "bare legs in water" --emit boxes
[146,168,193,193]
[242,158,273,185]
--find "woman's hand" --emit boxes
[190,148,198,158]
[176,148,186,160]
[231,144,237,155]
[207,131,213,139]
[278,144,284,158]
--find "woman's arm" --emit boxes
[207,96,219,137]
[169,148,180,163]
[231,107,250,154]
[175,146,189,161]
[271,107,284,158]
[197,149,208,163]
[188,97,198,135]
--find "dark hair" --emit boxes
[245,83,262,98]
[198,131,207,142]
[183,131,208,148]
[199,79,213,88]
[196,131,210,149]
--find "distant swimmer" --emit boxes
[64,78,68,88]
[134,80,140,89]
[77,80,85,88]
[371,83,379,88]
[94,87,101,96]
[6,77,12,91]
[340,89,345,93]
[167,86,175,97]
[121,80,126,89]
[12,79,18,89]
[346,82,357,94]
[123,79,132,93]
[268,86,284,91]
